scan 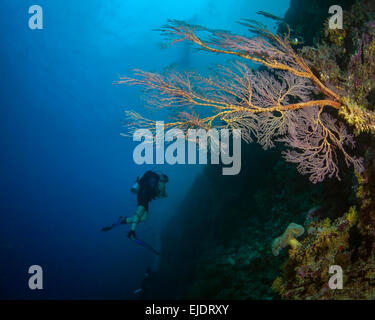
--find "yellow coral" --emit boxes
[339,97,375,135]
[324,22,347,46]
[346,206,357,227]
[322,218,331,228]
[355,171,366,201]
[288,238,299,250]
[355,170,365,185]
[271,277,284,294]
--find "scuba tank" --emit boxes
[130,171,168,195]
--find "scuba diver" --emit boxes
[133,266,155,299]
[101,170,169,240]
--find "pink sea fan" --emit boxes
[278,107,363,183]
[121,19,363,184]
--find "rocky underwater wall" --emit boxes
[151,0,375,300]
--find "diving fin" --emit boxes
[101,226,113,232]
[133,237,161,256]
[101,216,126,232]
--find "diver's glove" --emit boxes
[128,230,136,240]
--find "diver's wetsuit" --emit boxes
[101,170,164,234]
[137,171,160,211]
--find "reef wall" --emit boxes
[152,0,375,300]
[153,137,353,299]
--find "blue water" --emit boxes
[0,0,288,299]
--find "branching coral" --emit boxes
[118,19,364,183]
[278,107,363,183]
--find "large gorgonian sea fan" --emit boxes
[117,19,363,183]
[278,107,363,183]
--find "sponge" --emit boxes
[272,223,305,256]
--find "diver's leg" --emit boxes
[120,205,147,226]
[139,211,148,222]
[128,206,146,231]
[126,208,149,240]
